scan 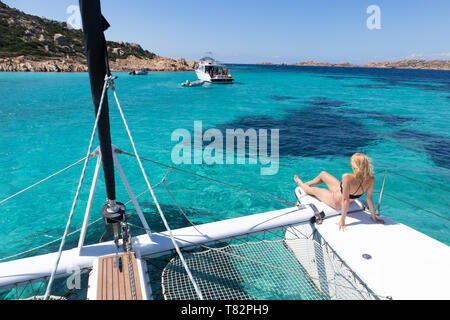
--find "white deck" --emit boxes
[315,210,450,300]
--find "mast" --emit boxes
[79,0,116,204]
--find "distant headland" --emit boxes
[260,60,450,71]
[0,1,197,72]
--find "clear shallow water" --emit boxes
[0,65,449,261]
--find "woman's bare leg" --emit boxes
[294,175,339,208]
[305,174,323,186]
[306,171,340,191]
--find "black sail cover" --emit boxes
[79,0,116,201]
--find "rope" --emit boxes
[2,69,448,298]
[43,76,111,300]
[0,163,172,263]
[8,268,91,300]
[385,170,450,193]
[3,161,448,264]
[373,169,449,221]
[117,152,450,223]
[24,295,67,300]
[110,84,204,300]
[0,217,104,263]
[0,156,88,207]
[116,150,297,207]
[121,220,384,299]
[382,192,450,221]
[162,180,201,232]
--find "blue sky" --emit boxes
[4,0,450,64]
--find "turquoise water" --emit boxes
[0,65,449,262]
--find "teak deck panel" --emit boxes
[96,252,143,300]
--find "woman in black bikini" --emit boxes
[294,153,384,231]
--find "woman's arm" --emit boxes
[366,178,385,224]
[338,174,351,231]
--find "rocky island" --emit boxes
[0,1,197,72]
[290,59,450,71]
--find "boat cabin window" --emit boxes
[204,65,226,76]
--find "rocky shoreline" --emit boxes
[109,55,197,72]
[0,55,198,72]
[0,1,197,73]
[3,56,450,73]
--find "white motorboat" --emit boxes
[195,56,233,83]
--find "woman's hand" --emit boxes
[371,215,385,224]
[337,218,347,231]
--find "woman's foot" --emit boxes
[294,174,304,187]
[295,174,317,197]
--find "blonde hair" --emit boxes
[350,153,374,182]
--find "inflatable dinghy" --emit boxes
[181,80,205,87]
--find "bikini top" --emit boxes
[340,181,364,199]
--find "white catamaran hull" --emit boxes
[0,204,324,290]
[291,187,450,300]
[1,190,449,299]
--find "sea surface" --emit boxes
[0,64,449,266]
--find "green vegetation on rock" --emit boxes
[0,1,155,60]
